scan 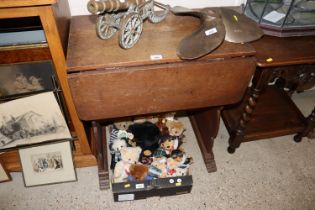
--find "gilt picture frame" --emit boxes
[0,91,72,151]
[19,140,77,187]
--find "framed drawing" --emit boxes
[0,159,11,183]
[0,61,55,100]
[19,141,77,187]
[0,91,72,151]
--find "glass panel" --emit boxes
[0,61,54,100]
[244,0,315,36]
[284,0,315,27]
[0,17,46,47]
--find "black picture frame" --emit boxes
[0,61,55,100]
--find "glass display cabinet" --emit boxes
[243,0,315,36]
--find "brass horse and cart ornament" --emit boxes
[87,0,170,49]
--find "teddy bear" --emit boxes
[150,157,168,178]
[113,119,133,131]
[166,157,180,176]
[158,135,179,156]
[109,138,127,170]
[156,118,169,136]
[166,120,185,139]
[109,126,136,149]
[128,164,151,181]
[173,166,189,177]
[166,149,193,177]
[128,121,161,158]
[170,149,193,169]
[110,126,134,144]
[139,149,153,165]
[113,146,142,183]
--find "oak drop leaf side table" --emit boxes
[66,14,257,189]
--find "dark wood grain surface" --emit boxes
[252,35,315,67]
[67,14,256,72]
[222,35,315,153]
[69,58,255,121]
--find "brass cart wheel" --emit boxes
[119,12,143,49]
[96,14,118,40]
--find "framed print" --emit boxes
[0,61,54,100]
[0,159,11,183]
[19,141,77,187]
[0,92,71,151]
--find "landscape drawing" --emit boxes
[0,92,71,150]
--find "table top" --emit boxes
[251,35,315,68]
[67,13,256,72]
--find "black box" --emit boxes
[112,176,193,202]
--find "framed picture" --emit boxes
[0,61,54,100]
[0,91,72,151]
[19,141,77,187]
[0,159,11,183]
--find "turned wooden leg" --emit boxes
[92,121,110,190]
[228,88,260,153]
[294,107,315,142]
[228,68,272,153]
[189,108,221,173]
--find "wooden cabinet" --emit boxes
[66,14,256,189]
[222,35,315,153]
[0,0,96,171]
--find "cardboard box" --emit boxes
[112,176,193,202]
[108,116,193,202]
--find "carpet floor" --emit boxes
[0,91,314,210]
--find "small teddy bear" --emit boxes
[128,121,161,158]
[109,138,127,169]
[150,157,168,178]
[173,166,189,177]
[113,146,142,183]
[170,149,193,169]
[113,119,133,131]
[166,120,185,138]
[166,149,193,177]
[128,164,150,181]
[166,157,180,176]
[156,118,169,136]
[159,135,179,156]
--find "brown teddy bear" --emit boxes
[166,120,185,138]
[129,164,149,181]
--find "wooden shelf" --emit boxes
[222,86,305,142]
[0,46,51,64]
[0,0,96,172]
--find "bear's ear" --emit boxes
[120,147,127,156]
